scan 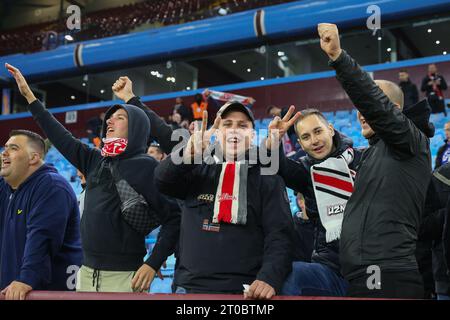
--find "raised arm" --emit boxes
[155,111,220,199]
[262,106,307,193]
[5,63,100,175]
[318,24,424,158]
[112,76,186,154]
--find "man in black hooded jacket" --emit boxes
[6,63,181,293]
[318,23,433,298]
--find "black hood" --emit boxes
[101,104,151,158]
[402,99,435,138]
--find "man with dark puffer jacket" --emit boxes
[6,63,181,293]
[318,23,433,298]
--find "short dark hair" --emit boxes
[293,108,329,137]
[9,130,46,156]
[148,143,163,154]
[266,105,277,115]
[399,69,408,74]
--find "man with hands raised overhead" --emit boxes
[111,76,186,155]
[318,23,433,298]
[5,63,181,293]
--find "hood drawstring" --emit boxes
[92,269,100,292]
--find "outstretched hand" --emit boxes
[184,110,221,162]
[266,105,301,149]
[5,63,36,104]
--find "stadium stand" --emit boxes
[1,0,450,302]
[0,0,298,56]
[38,108,448,293]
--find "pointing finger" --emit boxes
[287,111,302,127]
[281,105,296,122]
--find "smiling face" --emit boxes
[295,114,335,160]
[1,135,42,189]
[105,108,128,139]
[218,110,254,160]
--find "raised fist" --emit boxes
[112,76,135,102]
[318,23,342,61]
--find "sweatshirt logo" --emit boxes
[17,209,23,215]
[197,194,214,203]
[218,193,237,202]
[202,219,220,232]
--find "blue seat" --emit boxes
[335,110,351,119]
[322,111,334,122]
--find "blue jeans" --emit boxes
[281,262,348,296]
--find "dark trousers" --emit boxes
[347,269,424,299]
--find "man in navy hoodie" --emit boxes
[0,130,82,300]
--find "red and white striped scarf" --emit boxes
[101,138,128,157]
[311,148,355,242]
[212,161,248,225]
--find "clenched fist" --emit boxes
[318,23,342,61]
[112,76,135,102]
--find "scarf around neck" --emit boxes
[311,148,355,242]
[212,161,249,225]
[101,137,128,157]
